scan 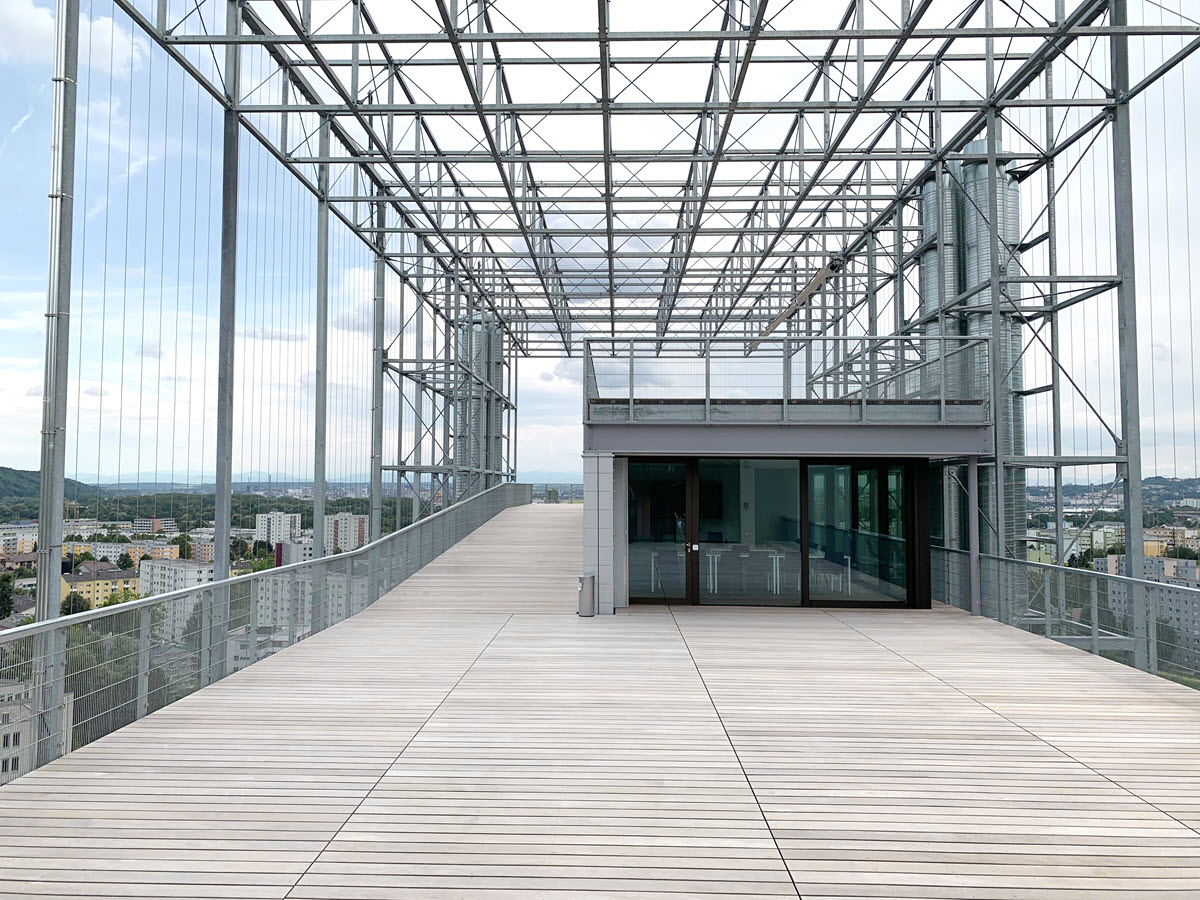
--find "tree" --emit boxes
[170,534,192,559]
[13,566,34,579]
[101,588,138,607]
[0,574,13,620]
[1157,617,1179,665]
[116,552,134,570]
[140,553,151,562]
[77,551,95,563]
[1165,547,1199,560]
[61,592,89,616]
[547,488,560,504]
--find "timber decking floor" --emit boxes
[3,503,1200,898]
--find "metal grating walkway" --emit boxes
[3,504,1200,898]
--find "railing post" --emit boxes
[628,340,635,421]
[1042,575,1051,637]
[939,336,947,420]
[288,570,297,646]
[704,340,711,422]
[311,557,325,636]
[1090,578,1100,656]
[199,589,213,687]
[136,606,151,719]
[1147,585,1159,673]
[781,339,790,421]
[34,629,67,768]
[968,457,982,616]
[859,339,868,422]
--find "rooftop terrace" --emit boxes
[3,504,1200,898]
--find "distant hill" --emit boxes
[0,467,91,500]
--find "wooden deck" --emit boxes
[3,503,1200,898]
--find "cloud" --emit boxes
[25,386,41,397]
[0,106,35,158]
[243,326,308,343]
[83,386,108,397]
[0,2,149,75]
[137,341,163,359]
[0,1,53,67]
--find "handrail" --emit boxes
[938,545,1200,600]
[0,481,521,642]
[932,545,1200,684]
[0,481,534,780]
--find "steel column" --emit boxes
[35,0,80,623]
[314,115,330,560]
[207,0,241,686]
[968,457,982,616]
[33,0,81,770]
[1110,0,1149,671]
[370,194,386,541]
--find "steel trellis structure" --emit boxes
[34,0,1200,658]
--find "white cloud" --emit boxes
[0,0,53,67]
[0,1,149,76]
[0,105,35,158]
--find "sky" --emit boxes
[0,0,585,485]
[0,0,1197,490]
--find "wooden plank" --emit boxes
[3,505,1200,899]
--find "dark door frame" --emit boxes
[627,456,931,608]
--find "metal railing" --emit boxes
[932,547,1200,688]
[583,336,990,425]
[0,482,532,783]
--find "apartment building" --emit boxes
[139,559,216,597]
[254,512,302,546]
[0,680,73,786]
[324,514,368,554]
[60,565,140,608]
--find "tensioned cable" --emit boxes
[72,0,96,526]
[1179,17,1199,479]
[94,8,118,522]
[134,39,155,518]
[115,11,137,500]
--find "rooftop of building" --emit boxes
[4,503,1200,898]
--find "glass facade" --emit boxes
[807,464,908,604]
[628,457,921,606]
[698,459,803,605]
[627,461,688,600]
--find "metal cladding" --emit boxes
[918,167,962,398]
[455,314,505,499]
[920,139,1026,558]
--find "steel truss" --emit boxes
[34,0,1200,643]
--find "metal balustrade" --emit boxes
[0,483,532,781]
[932,546,1200,688]
[583,336,991,425]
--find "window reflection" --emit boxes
[808,464,907,603]
[698,459,802,605]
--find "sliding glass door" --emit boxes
[697,459,803,605]
[627,461,690,601]
[627,457,925,606]
[807,463,908,604]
